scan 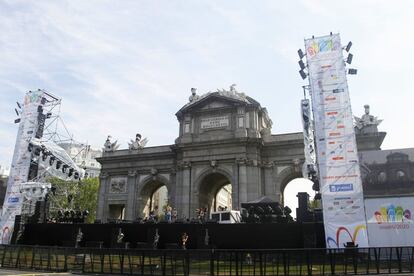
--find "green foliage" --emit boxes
[309,198,322,210]
[47,177,99,223]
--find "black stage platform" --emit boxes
[19,222,325,249]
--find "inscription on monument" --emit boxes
[200,116,229,130]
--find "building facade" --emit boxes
[96,88,387,222]
[59,143,102,178]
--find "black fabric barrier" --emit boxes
[20,222,325,249]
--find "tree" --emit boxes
[47,177,99,223]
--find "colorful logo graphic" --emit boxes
[24,91,42,105]
[374,204,411,223]
[306,37,341,58]
[326,225,366,248]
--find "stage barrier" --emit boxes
[0,245,413,275]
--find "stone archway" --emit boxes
[196,170,233,214]
[136,175,170,219]
[275,166,303,206]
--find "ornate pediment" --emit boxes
[199,100,233,110]
[177,92,257,118]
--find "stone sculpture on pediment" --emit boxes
[354,105,382,134]
[128,133,148,150]
[103,135,119,152]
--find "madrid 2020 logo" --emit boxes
[374,204,411,224]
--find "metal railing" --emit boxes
[0,245,413,275]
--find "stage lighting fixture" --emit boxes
[348,68,358,75]
[16,102,22,109]
[298,60,306,70]
[14,108,19,116]
[345,41,352,52]
[37,106,43,113]
[346,53,353,64]
[74,172,79,179]
[42,152,48,161]
[51,186,56,195]
[299,69,307,80]
[28,143,33,152]
[14,118,21,124]
[34,147,41,156]
[298,49,305,59]
[56,161,62,169]
[62,165,69,173]
[49,156,55,166]
[46,112,52,118]
[68,168,74,177]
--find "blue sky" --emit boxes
[1,1,413,210]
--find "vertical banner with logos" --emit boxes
[305,34,369,248]
[0,90,44,244]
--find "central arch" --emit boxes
[137,175,170,219]
[197,171,232,213]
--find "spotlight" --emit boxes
[298,60,306,70]
[346,53,353,64]
[28,143,33,152]
[299,69,307,80]
[16,102,22,109]
[14,108,19,116]
[49,156,56,166]
[348,68,358,75]
[41,149,50,161]
[37,106,43,113]
[62,164,69,173]
[56,160,62,169]
[46,112,52,119]
[14,118,21,124]
[34,147,41,156]
[298,49,305,59]
[74,172,79,180]
[345,41,352,52]
[51,186,56,195]
[68,168,74,177]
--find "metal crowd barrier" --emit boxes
[0,245,413,275]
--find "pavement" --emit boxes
[0,269,75,275]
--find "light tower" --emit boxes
[297,34,368,248]
[1,90,84,244]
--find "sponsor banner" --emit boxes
[365,197,414,247]
[301,99,317,177]
[305,34,368,248]
[0,90,44,244]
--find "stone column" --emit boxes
[262,161,278,201]
[235,106,247,138]
[168,170,177,210]
[96,171,109,221]
[181,115,193,143]
[236,158,248,208]
[180,162,192,218]
[246,159,260,201]
[125,170,137,220]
